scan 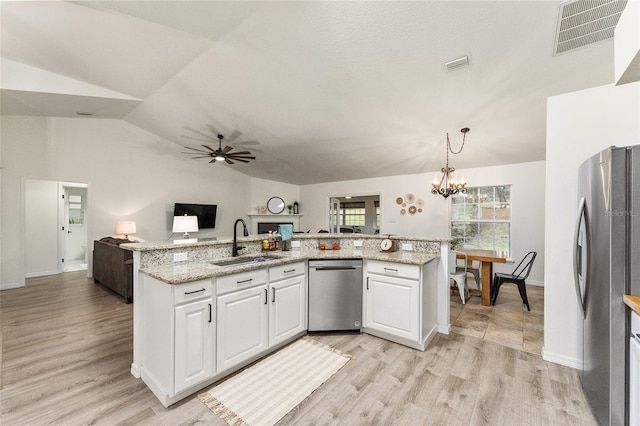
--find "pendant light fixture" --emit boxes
[431,127,469,199]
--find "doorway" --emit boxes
[327,194,381,234]
[24,179,89,277]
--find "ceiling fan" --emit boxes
[182,134,256,164]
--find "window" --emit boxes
[341,201,366,227]
[451,185,511,252]
[68,195,84,225]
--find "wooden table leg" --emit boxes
[481,261,493,306]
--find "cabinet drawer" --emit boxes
[217,269,268,295]
[269,261,305,281]
[174,279,213,305]
[367,260,419,280]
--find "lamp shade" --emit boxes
[115,221,136,237]
[172,215,199,234]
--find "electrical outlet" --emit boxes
[173,252,188,262]
[354,240,363,247]
[291,241,301,248]
[402,243,413,251]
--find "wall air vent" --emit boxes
[554,0,628,55]
[76,112,94,116]
[444,54,471,72]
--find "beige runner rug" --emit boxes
[199,337,351,426]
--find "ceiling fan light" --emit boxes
[215,155,225,162]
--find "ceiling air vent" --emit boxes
[554,0,628,55]
[444,54,471,72]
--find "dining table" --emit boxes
[456,248,509,306]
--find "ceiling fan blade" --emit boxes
[231,158,251,163]
[185,146,209,155]
[222,145,233,154]
[225,158,235,164]
[229,150,252,156]
[209,158,219,163]
[201,144,216,152]
[182,153,212,159]
[229,155,256,160]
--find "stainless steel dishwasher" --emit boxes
[308,259,363,331]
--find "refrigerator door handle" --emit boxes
[573,196,587,317]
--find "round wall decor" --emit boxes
[267,196,285,214]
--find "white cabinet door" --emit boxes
[216,285,268,372]
[365,274,419,341]
[269,275,306,347]
[174,298,214,393]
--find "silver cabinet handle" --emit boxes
[366,277,369,290]
[237,278,253,285]
[185,288,205,295]
[264,288,268,304]
[284,269,296,274]
[384,268,398,273]
[272,287,276,303]
[208,303,212,323]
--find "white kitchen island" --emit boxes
[122,234,449,407]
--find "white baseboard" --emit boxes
[1,282,24,291]
[437,323,451,334]
[526,280,544,287]
[25,270,58,278]
[541,346,581,369]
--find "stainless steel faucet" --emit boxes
[232,218,249,256]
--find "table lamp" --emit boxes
[172,215,199,244]
[115,221,136,240]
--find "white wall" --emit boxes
[544,81,640,368]
[249,177,300,216]
[300,160,546,282]
[25,179,59,277]
[1,116,257,288]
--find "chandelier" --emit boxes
[431,127,469,199]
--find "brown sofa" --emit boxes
[93,237,134,303]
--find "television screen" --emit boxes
[174,203,217,229]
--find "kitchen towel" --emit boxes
[278,224,293,241]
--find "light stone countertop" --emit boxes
[122,233,451,252]
[140,248,439,284]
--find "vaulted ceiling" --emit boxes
[0,1,617,184]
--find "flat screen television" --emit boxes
[173,203,217,229]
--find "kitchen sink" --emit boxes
[211,255,281,267]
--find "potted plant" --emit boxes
[287,204,293,214]
[450,238,460,250]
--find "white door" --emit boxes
[174,299,214,393]
[269,276,306,347]
[365,274,419,341]
[216,285,268,372]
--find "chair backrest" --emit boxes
[511,251,537,280]
[450,251,467,275]
[462,244,481,269]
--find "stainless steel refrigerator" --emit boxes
[574,145,640,426]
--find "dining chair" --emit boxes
[490,251,537,311]
[457,243,482,290]
[450,251,469,304]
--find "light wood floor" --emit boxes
[0,271,597,425]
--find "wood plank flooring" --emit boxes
[0,271,597,425]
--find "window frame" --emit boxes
[450,185,512,253]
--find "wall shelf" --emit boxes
[247,214,303,217]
